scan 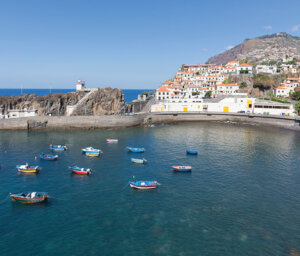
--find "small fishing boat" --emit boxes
[126,147,145,153]
[86,152,100,157]
[186,149,198,155]
[131,158,147,164]
[10,192,48,204]
[50,144,67,151]
[129,180,160,190]
[82,147,102,154]
[69,166,92,175]
[39,153,58,161]
[172,165,192,172]
[106,139,118,143]
[16,164,39,173]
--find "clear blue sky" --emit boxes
[1,0,300,89]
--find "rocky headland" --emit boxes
[0,87,126,116]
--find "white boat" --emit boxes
[82,147,102,154]
[106,139,118,143]
[131,158,147,164]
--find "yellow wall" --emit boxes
[223,106,229,112]
[183,107,188,112]
[247,100,253,108]
[161,107,163,112]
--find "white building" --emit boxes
[237,63,253,74]
[275,78,299,97]
[214,84,240,95]
[8,109,37,118]
[151,97,254,113]
[151,97,295,116]
[256,65,277,74]
[76,80,86,91]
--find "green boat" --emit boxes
[131,158,147,164]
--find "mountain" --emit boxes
[207,32,300,65]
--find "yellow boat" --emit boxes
[86,152,100,157]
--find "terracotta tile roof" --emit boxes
[276,85,287,89]
[239,63,252,67]
[157,86,170,92]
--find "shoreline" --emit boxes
[0,112,299,131]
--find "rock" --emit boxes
[0,88,127,116]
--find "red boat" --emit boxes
[69,166,91,175]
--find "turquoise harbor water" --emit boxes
[0,122,299,256]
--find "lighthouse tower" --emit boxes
[76,80,86,91]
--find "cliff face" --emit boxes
[72,88,125,115]
[0,88,126,116]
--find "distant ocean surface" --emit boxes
[0,89,152,102]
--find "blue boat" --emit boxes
[69,166,92,175]
[129,180,160,190]
[50,144,67,151]
[39,154,58,161]
[172,165,192,172]
[126,147,145,153]
[186,149,198,155]
[82,147,102,154]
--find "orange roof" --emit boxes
[239,63,251,67]
[287,77,299,81]
[184,80,193,83]
[162,81,172,84]
[157,87,170,92]
[276,85,287,89]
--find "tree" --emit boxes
[295,101,300,115]
[240,82,247,88]
[291,90,300,100]
[253,74,273,91]
[192,92,200,96]
[205,91,212,98]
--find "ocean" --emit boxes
[0,122,299,255]
[0,89,153,103]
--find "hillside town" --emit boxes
[152,59,300,116]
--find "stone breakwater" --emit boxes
[0,112,299,131]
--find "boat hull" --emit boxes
[72,170,91,175]
[172,166,192,172]
[11,196,47,204]
[106,139,118,143]
[186,150,198,155]
[40,155,58,161]
[86,153,100,157]
[127,147,144,153]
[50,145,67,151]
[17,169,38,173]
[130,183,157,190]
[131,158,147,164]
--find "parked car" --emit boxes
[237,110,245,113]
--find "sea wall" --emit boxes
[0,115,147,130]
[145,112,300,131]
[0,112,299,131]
